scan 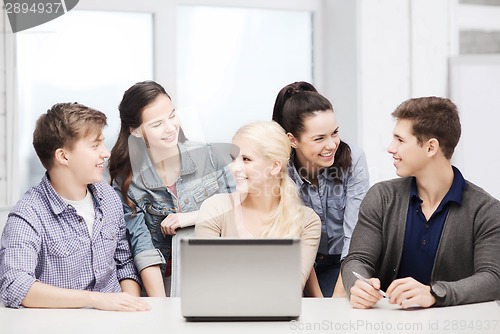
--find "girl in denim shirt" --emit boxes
[109,81,234,296]
[273,82,370,297]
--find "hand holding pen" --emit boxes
[352,271,387,298]
[349,271,386,309]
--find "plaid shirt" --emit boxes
[0,174,140,308]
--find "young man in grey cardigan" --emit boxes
[341,96,500,309]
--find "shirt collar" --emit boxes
[409,165,466,206]
[42,173,101,214]
[287,155,306,186]
[139,141,196,189]
[446,165,467,205]
[287,150,334,186]
[177,141,196,175]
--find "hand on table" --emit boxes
[90,292,151,312]
[386,277,436,309]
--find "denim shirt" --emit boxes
[113,140,234,273]
[287,143,369,259]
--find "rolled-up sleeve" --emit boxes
[121,203,165,271]
[114,215,141,284]
[113,184,165,272]
[0,213,40,308]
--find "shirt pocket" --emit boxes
[100,226,119,260]
[140,197,170,229]
[144,201,170,239]
[138,195,171,217]
[46,238,83,280]
[192,173,219,204]
[327,196,346,211]
[326,196,346,238]
[47,238,81,258]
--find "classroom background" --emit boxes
[1,0,499,232]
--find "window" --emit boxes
[15,10,153,194]
[457,1,500,54]
[460,0,500,5]
[176,5,313,142]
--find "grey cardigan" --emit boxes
[341,177,500,306]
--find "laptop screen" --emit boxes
[180,238,302,320]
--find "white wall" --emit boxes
[0,3,7,209]
[324,0,455,185]
[451,55,500,200]
[322,0,360,146]
[325,0,500,195]
[359,0,412,183]
[0,8,10,235]
[0,210,7,236]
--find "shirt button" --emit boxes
[425,224,429,229]
[422,239,427,246]
[184,199,189,204]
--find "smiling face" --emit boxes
[132,94,180,154]
[387,119,429,177]
[65,131,110,185]
[289,110,340,174]
[230,135,276,195]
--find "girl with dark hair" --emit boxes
[109,80,233,297]
[273,82,370,297]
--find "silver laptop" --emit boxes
[180,238,302,321]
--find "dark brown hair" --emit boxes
[392,96,461,159]
[272,81,352,177]
[108,80,187,211]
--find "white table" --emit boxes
[1,298,499,334]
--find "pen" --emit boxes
[352,271,387,298]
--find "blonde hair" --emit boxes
[233,121,304,238]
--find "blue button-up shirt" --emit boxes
[398,166,466,284]
[0,174,140,308]
[287,143,370,258]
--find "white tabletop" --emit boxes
[1,298,499,334]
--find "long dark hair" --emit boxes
[272,81,352,177]
[108,80,187,210]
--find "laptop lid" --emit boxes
[180,238,302,321]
